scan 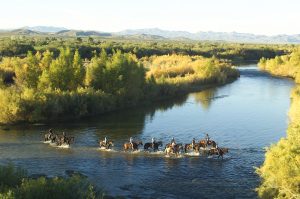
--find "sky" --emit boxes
[0,0,299,35]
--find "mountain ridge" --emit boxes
[1,26,300,43]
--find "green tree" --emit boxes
[14,51,42,88]
[72,50,85,88]
[105,50,146,102]
[85,49,107,89]
[40,50,53,70]
[44,48,74,91]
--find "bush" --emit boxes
[15,176,98,199]
[0,164,27,192]
[258,48,300,80]
[0,164,105,199]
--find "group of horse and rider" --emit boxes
[44,129,74,146]
[98,133,228,158]
[44,129,228,158]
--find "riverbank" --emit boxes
[258,48,300,83]
[0,164,114,199]
[257,50,300,198]
[0,51,239,124]
[256,87,300,199]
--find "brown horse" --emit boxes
[165,143,183,156]
[124,141,143,151]
[184,143,200,153]
[199,139,217,148]
[208,147,229,159]
[99,140,114,149]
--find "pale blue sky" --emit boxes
[1,0,299,35]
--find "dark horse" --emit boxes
[208,147,229,159]
[144,141,163,151]
[124,141,143,151]
[56,135,75,146]
[44,132,59,144]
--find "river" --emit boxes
[0,65,294,199]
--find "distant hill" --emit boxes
[22,26,67,33]
[9,28,41,35]
[0,28,112,37]
[117,28,300,43]
[116,33,166,40]
[56,30,112,37]
[1,27,300,43]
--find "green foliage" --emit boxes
[85,49,107,89]
[258,50,300,198]
[257,87,300,199]
[0,40,35,57]
[0,164,27,192]
[259,48,300,83]
[104,50,146,102]
[0,164,104,199]
[73,50,85,88]
[40,50,53,70]
[0,36,290,62]
[145,54,238,85]
[0,45,238,123]
[0,87,22,123]
[14,176,97,199]
[45,48,76,90]
[14,51,42,88]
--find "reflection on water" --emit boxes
[0,65,295,199]
[192,88,216,109]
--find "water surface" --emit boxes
[0,65,294,198]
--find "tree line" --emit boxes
[259,47,300,83]
[0,48,238,123]
[0,36,291,63]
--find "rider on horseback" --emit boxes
[205,133,210,146]
[171,137,176,152]
[62,132,66,144]
[130,137,133,149]
[192,138,196,150]
[48,129,53,140]
[151,137,155,148]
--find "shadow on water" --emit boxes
[1,88,217,136]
